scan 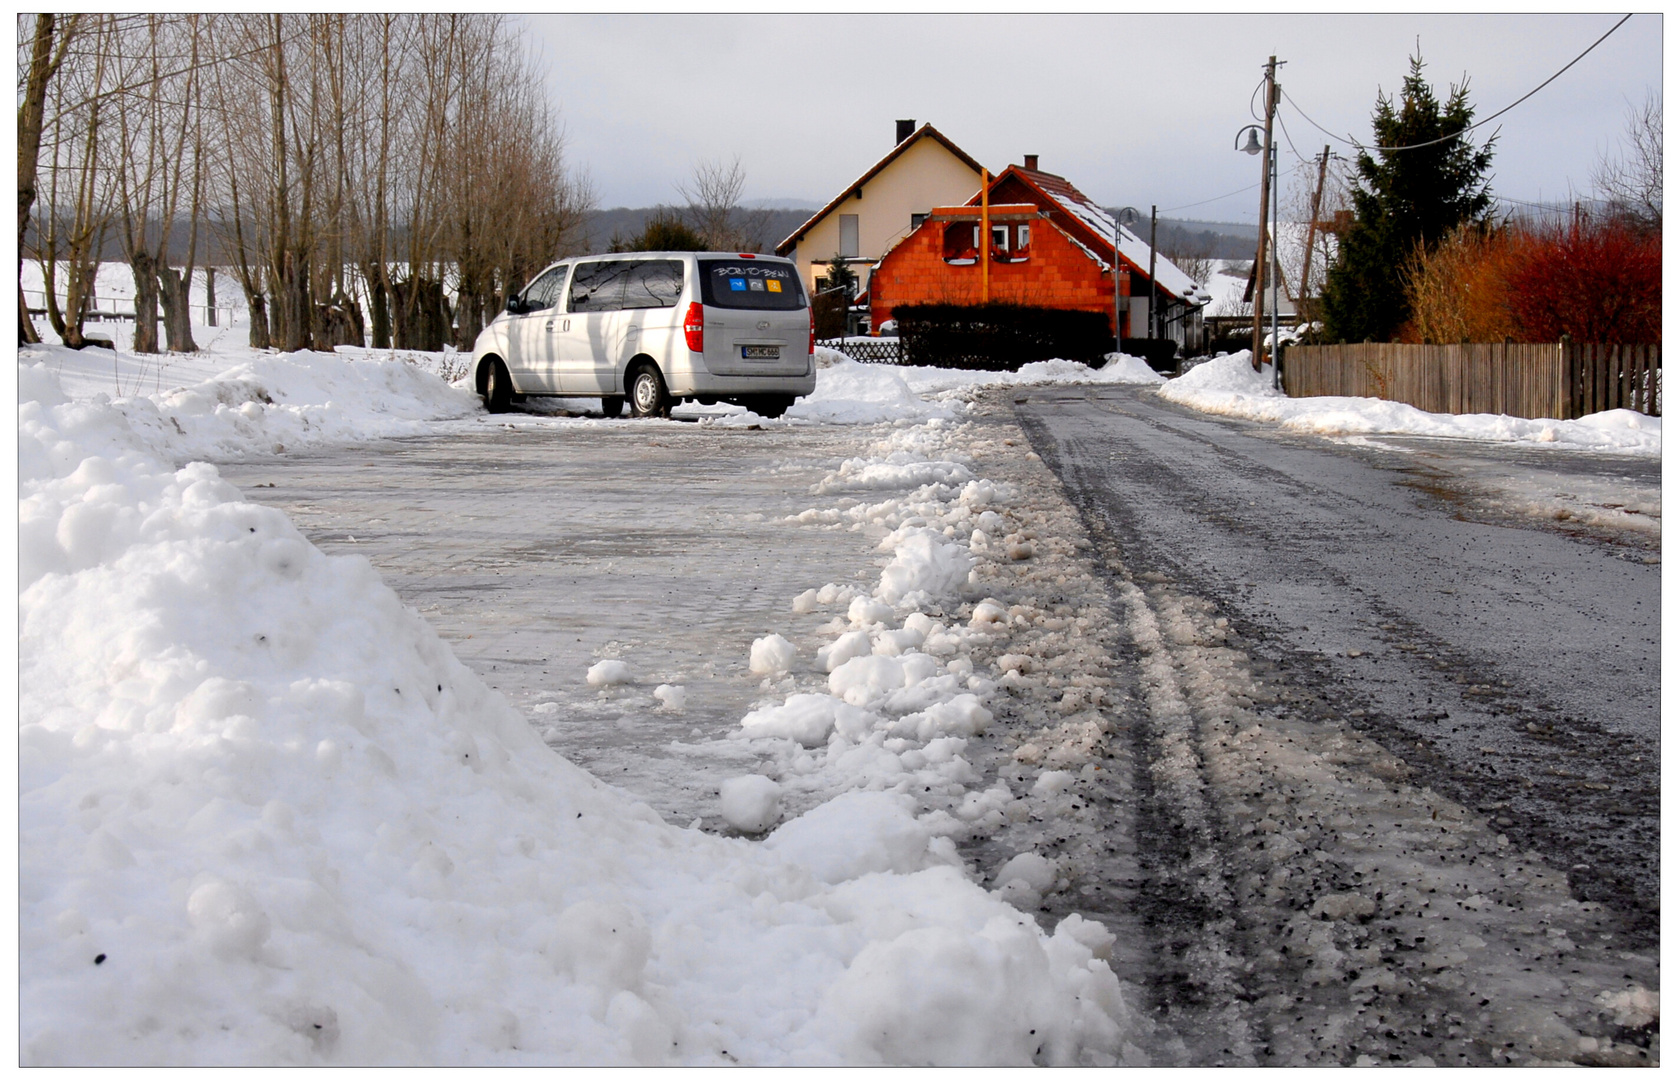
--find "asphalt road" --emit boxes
[1012,383,1661,948]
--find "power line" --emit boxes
[1283,13,1632,154]
[1159,162,1304,215]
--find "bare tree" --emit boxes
[31,13,114,349]
[1594,90,1661,232]
[18,13,83,343]
[678,155,767,251]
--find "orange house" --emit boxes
[869,157,1208,348]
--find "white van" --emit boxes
[469,252,816,418]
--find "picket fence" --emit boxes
[1282,341,1660,419]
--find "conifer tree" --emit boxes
[1322,55,1495,342]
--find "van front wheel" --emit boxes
[483,359,513,413]
[628,366,670,418]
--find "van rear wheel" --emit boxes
[751,394,795,419]
[628,365,670,418]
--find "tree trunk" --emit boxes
[205,267,217,326]
[391,277,447,351]
[244,283,271,350]
[369,273,391,349]
[158,265,199,352]
[131,252,161,353]
[18,15,77,345]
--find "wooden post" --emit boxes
[1250,55,1277,370]
[1298,146,1329,322]
[980,169,990,304]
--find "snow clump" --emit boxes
[585,659,633,687]
[748,633,796,675]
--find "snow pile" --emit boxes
[719,423,1043,851]
[784,353,1162,426]
[19,361,1137,1066]
[786,357,959,425]
[21,343,480,465]
[1161,352,1661,456]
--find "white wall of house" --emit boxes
[784,136,984,296]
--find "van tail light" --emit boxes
[684,302,704,352]
[809,312,817,355]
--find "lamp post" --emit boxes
[1235,56,1282,389]
[1111,205,1138,355]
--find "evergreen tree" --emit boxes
[1322,55,1496,342]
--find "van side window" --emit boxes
[567,261,633,313]
[620,260,684,310]
[521,265,569,311]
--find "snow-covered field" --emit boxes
[18,307,1659,1064]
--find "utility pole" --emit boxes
[1147,204,1158,340]
[1250,55,1277,370]
[1298,146,1330,324]
[980,169,990,303]
[1111,217,1122,349]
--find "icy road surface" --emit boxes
[222,393,1658,1066]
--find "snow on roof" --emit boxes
[1009,168,1206,306]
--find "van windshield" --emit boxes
[698,259,806,310]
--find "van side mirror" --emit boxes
[506,295,525,315]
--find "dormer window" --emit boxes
[991,222,1032,263]
[942,222,978,264]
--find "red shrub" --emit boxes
[1501,218,1661,344]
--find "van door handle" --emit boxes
[564,319,570,331]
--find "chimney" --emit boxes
[1024,154,1039,171]
[896,119,916,145]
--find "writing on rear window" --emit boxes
[701,260,804,310]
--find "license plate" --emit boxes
[742,345,779,360]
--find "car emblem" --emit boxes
[757,320,770,330]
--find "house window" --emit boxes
[839,214,860,258]
[991,225,1009,253]
[942,221,978,264]
[1017,223,1030,251]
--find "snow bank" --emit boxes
[784,353,1161,426]
[1161,352,1661,456]
[19,360,1136,1065]
[21,344,480,465]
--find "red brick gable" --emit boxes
[868,208,1134,337]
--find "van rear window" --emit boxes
[698,260,805,310]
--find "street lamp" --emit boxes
[1236,56,1283,390]
[1112,205,1138,354]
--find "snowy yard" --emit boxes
[18,313,1659,1064]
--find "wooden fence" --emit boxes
[1282,341,1660,419]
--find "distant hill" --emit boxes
[578,206,816,255]
[1101,212,1260,261]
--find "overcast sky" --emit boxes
[524,13,1661,223]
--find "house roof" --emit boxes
[983,166,1207,306]
[774,124,986,257]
